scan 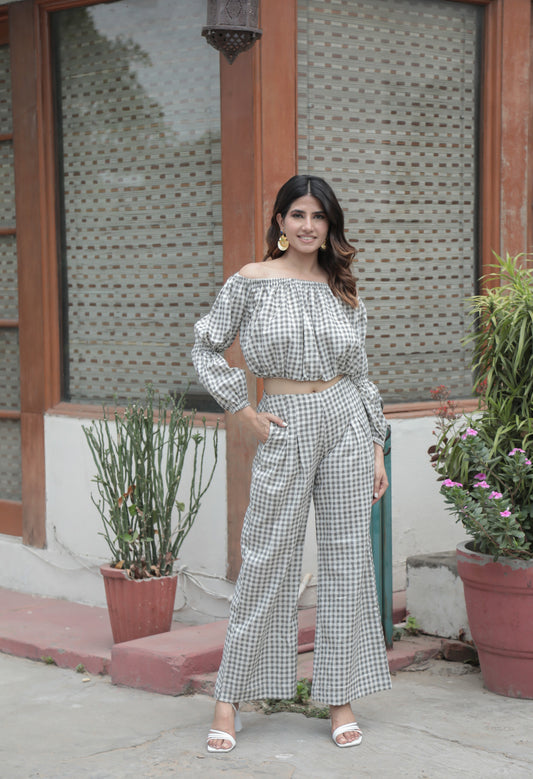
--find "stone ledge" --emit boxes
[406,550,471,641]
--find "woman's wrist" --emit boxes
[233,403,253,418]
[234,404,260,430]
[373,441,384,461]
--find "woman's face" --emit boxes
[277,194,329,255]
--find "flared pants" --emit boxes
[215,377,392,705]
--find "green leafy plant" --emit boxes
[429,253,533,559]
[404,616,421,635]
[393,615,422,640]
[83,384,218,579]
[439,433,531,558]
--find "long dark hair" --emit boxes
[264,175,358,307]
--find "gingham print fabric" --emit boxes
[192,274,387,446]
[214,378,391,704]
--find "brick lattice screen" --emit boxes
[0,39,21,501]
[52,1,223,406]
[298,0,481,402]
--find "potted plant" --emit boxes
[83,384,219,644]
[429,253,533,698]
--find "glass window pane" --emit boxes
[0,328,20,409]
[0,419,21,502]
[0,140,15,226]
[0,234,18,319]
[0,43,12,134]
[52,0,223,407]
[298,0,481,402]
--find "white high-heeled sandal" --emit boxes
[331,721,363,748]
[206,704,242,753]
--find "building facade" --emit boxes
[0,0,531,618]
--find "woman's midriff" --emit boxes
[263,375,343,395]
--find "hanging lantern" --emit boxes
[202,0,262,64]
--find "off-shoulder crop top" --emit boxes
[192,273,387,446]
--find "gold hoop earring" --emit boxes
[277,232,289,252]
[320,239,327,250]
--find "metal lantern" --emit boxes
[202,0,262,64]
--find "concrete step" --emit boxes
[111,608,317,694]
[0,588,113,675]
[1,587,434,698]
[188,636,442,697]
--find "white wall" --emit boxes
[0,412,468,621]
[388,417,468,589]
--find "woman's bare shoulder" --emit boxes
[238,260,280,279]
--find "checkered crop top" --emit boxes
[192,273,387,446]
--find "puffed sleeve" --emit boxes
[349,300,388,448]
[192,274,250,414]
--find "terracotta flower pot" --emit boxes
[100,565,178,644]
[456,541,533,699]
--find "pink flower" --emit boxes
[488,491,503,499]
[443,478,463,488]
[461,428,478,440]
[474,481,490,489]
[474,473,487,481]
[508,448,525,456]
[525,460,532,466]
[500,509,511,518]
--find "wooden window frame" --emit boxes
[0,9,22,536]
[0,15,8,44]
[4,0,532,564]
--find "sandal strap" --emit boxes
[332,722,362,741]
[207,729,236,748]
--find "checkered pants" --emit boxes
[215,377,392,705]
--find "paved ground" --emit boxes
[1,652,532,778]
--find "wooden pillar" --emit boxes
[500,0,531,258]
[220,46,259,580]
[481,0,503,279]
[221,0,298,580]
[10,0,46,547]
[529,4,533,258]
[255,0,298,258]
[481,0,531,280]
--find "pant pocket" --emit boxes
[257,422,288,468]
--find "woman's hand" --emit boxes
[372,443,389,505]
[235,405,287,443]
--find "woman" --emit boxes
[192,175,391,752]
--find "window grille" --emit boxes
[0,142,15,225]
[0,235,17,320]
[0,43,12,131]
[0,329,19,409]
[298,0,481,402]
[0,39,21,503]
[52,0,223,407]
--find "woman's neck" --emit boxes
[280,250,323,278]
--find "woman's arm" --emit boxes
[192,275,250,414]
[349,300,388,449]
[372,442,389,504]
